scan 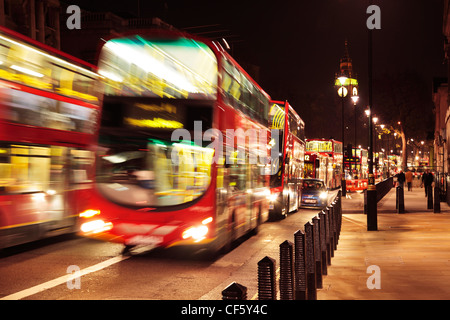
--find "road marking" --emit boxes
[1,255,130,300]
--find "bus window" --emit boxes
[96,138,214,207]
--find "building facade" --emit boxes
[0,0,61,49]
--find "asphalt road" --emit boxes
[0,191,338,300]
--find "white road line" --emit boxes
[1,255,129,300]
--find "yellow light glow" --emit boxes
[79,209,101,218]
[124,117,183,129]
[182,225,209,241]
[338,76,348,86]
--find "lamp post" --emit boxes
[337,76,348,197]
[351,95,359,177]
[367,25,377,231]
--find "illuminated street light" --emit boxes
[338,76,348,86]
[337,75,348,196]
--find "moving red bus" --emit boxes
[267,100,305,219]
[305,139,343,189]
[304,151,330,184]
[78,30,271,254]
[0,26,101,249]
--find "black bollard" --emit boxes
[427,185,433,209]
[318,211,328,276]
[397,186,405,213]
[312,216,322,289]
[396,186,399,210]
[330,205,337,251]
[279,240,294,300]
[294,230,307,300]
[324,207,331,265]
[434,185,441,213]
[304,221,316,300]
[257,256,277,300]
[222,282,247,300]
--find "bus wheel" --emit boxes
[121,244,135,256]
[251,208,261,235]
[282,196,289,218]
[222,214,236,253]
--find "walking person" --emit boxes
[405,169,413,191]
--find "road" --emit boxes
[0,191,338,300]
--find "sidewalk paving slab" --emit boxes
[318,187,450,300]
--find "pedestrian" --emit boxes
[405,169,413,191]
[396,170,406,188]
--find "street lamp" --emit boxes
[337,75,348,196]
[351,95,359,177]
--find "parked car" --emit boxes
[300,178,328,208]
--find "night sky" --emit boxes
[67,0,447,144]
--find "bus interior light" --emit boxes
[10,64,44,78]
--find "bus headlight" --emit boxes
[182,225,209,242]
[319,192,328,200]
[268,192,279,203]
[79,209,101,218]
[80,219,113,234]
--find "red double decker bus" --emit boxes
[0,27,101,249]
[305,139,343,190]
[267,100,305,219]
[78,30,271,254]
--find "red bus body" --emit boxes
[0,26,101,249]
[78,30,271,252]
[267,100,305,219]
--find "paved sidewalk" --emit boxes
[318,187,450,300]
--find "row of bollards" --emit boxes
[395,182,442,214]
[425,184,441,213]
[222,191,342,300]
